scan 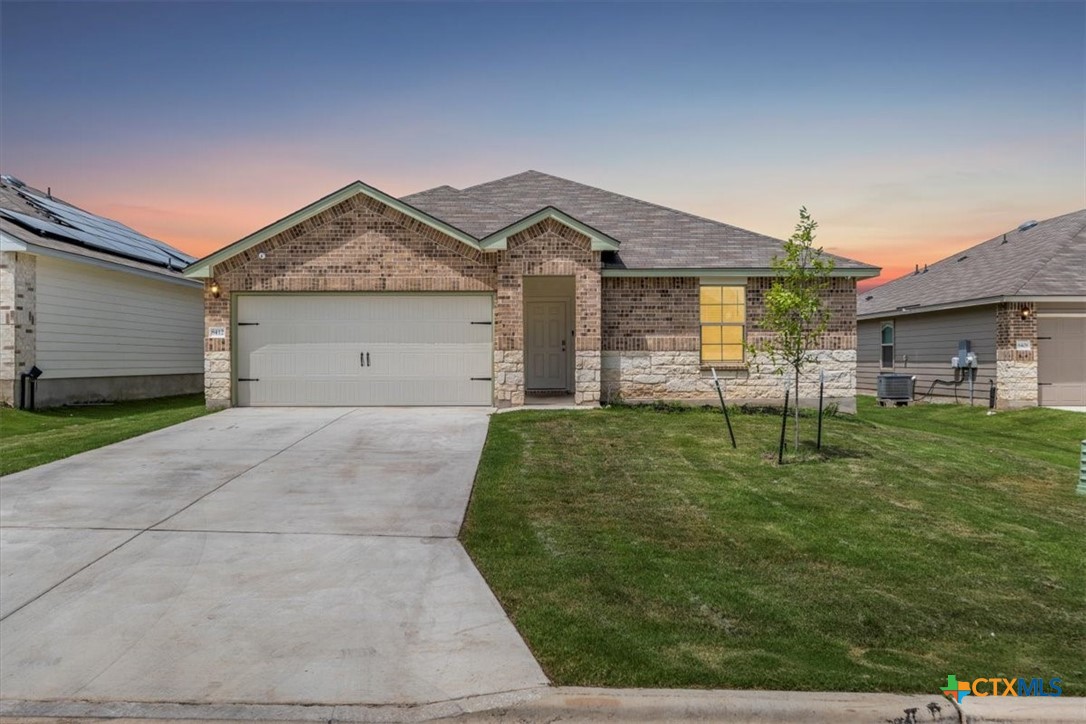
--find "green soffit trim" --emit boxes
[183,180,483,278]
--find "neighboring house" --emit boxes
[183,171,879,410]
[857,210,1086,408]
[0,175,204,408]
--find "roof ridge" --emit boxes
[1009,214,1086,295]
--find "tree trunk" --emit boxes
[794,366,801,451]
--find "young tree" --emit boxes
[750,207,835,453]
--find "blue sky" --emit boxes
[1,1,1082,284]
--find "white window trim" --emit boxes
[880,321,895,369]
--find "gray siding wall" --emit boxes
[858,305,997,401]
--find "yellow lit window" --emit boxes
[700,285,745,363]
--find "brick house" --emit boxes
[857,210,1086,408]
[184,171,879,410]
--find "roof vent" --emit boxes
[864,295,874,301]
[957,255,968,262]
[1018,220,1038,232]
[0,174,26,188]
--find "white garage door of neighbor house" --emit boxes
[235,294,493,406]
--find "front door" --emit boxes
[526,301,569,390]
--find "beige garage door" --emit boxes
[235,294,493,406]
[1037,316,1086,407]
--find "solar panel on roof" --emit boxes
[0,207,112,249]
[5,190,195,269]
[24,191,193,262]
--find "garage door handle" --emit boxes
[360,352,371,367]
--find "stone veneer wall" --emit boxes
[494,218,601,406]
[600,276,858,410]
[995,301,1038,408]
[0,251,35,406]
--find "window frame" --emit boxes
[880,321,895,369]
[699,283,747,365]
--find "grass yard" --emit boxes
[0,394,209,476]
[461,397,1086,694]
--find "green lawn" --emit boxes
[461,398,1086,694]
[0,394,210,476]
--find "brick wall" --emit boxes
[995,301,1038,407]
[200,189,858,411]
[203,195,497,408]
[600,276,858,410]
[601,277,699,352]
[202,199,605,408]
[0,251,35,406]
[494,218,602,406]
[746,276,857,350]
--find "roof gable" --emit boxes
[477,206,620,251]
[184,180,483,278]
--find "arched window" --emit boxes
[881,323,894,368]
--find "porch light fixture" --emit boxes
[210,281,221,298]
[1020,306,1033,321]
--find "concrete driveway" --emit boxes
[0,407,546,708]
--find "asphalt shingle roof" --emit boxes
[857,209,1086,317]
[403,170,877,271]
[399,185,523,239]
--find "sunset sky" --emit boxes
[2,2,1082,291]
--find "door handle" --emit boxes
[360,352,371,367]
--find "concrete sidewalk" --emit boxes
[3,686,1083,723]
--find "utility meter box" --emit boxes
[952,339,978,368]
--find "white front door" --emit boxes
[525,301,569,390]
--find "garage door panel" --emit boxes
[236,295,493,407]
[1037,317,1086,407]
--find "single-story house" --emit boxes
[0,175,204,408]
[857,209,1086,408]
[183,171,880,410]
